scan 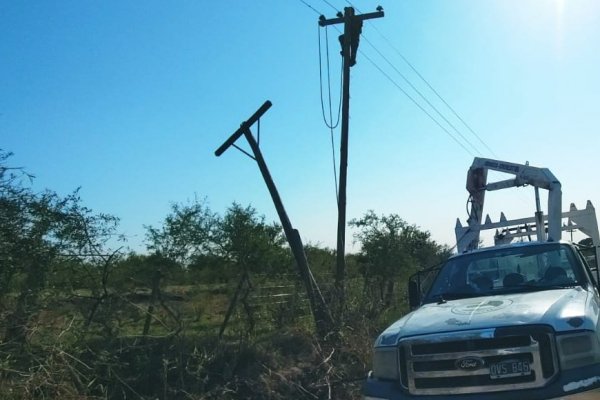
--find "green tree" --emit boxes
[304,244,335,278]
[0,150,123,342]
[145,198,217,266]
[111,252,180,289]
[350,211,450,307]
[215,203,288,275]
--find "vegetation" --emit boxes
[0,150,450,399]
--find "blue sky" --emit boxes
[2,0,599,252]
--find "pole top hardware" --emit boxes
[214,100,272,157]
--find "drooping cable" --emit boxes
[297,0,340,201]
[318,25,341,203]
[299,0,341,203]
[326,23,475,156]
[318,26,342,130]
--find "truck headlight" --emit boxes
[557,331,600,370]
[372,347,398,380]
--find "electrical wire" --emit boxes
[380,36,497,157]
[344,0,360,12]
[298,0,322,16]
[318,27,342,130]
[327,18,477,157]
[299,0,341,204]
[340,2,482,155]
[318,25,342,203]
[361,34,482,156]
[307,0,497,160]
[320,0,340,13]
[364,23,498,157]
[330,9,475,158]
[360,50,476,157]
[344,0,497,157]
[323,2,532,216]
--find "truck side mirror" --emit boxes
[408,280,420,309]
[592,267,600,291]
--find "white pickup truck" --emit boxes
[364,158,600,400]
[364,241,600,399]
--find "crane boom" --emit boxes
[459,158,562,252]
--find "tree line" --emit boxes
[0,149,451,399]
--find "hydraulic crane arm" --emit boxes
[460,158,562,252]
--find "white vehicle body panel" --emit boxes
[377,288,599,346]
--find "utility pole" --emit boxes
[215,101,333,338]
[319,7,383,319]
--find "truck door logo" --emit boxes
[455,357,485,371]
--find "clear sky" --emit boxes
[2,0,599,252]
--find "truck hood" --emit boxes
[377,287,600,346]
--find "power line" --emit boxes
[298,0,322,16]
[308,3,478,157]
[328,18,477,157]
[318,26,342,130]
[365,24,498,157]
[358,23,531,207]
[320,0,341,13]
[360,50,476,157]
[304,4,494,162]
[344,0,360,12]
[330,3,531,209]
[344,0,497,157]
[360,34,482,156]
[298,0,342,203]
[318,25,342,203]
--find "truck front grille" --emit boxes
[399,326,557,395]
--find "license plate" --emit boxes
[489,359,531,379]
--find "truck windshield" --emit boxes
[424,243,585,303]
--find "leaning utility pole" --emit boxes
[319,7,384,318]
[215,101,333,338]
